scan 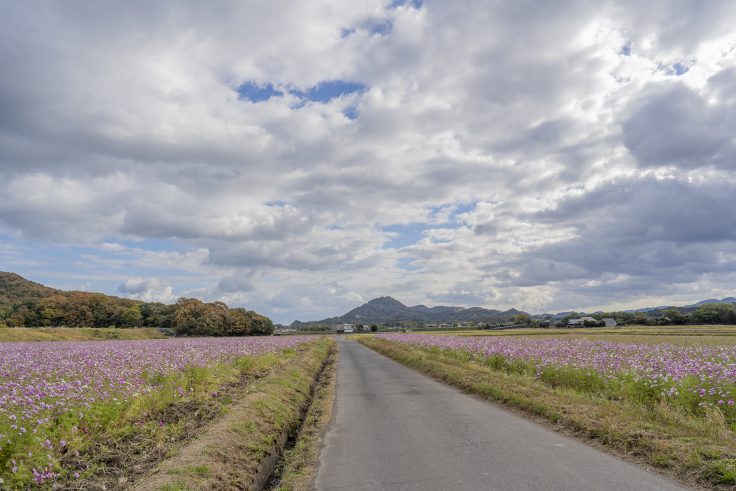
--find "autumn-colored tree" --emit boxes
[247,312,274,336]
[0,273,274,335]
[37,295,67,326]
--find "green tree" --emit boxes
[173,298,204,335]
[65,304,94,327]
[248,313,274,336]
[37,296,66,326]
[120,305,144,327]
[225,308,252,336]
[662,308,687,325]
[694,303,736,324]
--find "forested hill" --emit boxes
[0,271,273,336]
[0,272,58,303]
[291,296,527,328]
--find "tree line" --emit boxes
[0,292,273,336]
[546,303,736,327]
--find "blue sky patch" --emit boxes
[343,105,359,120]
[238,82,283,102]
[390,0,423,9]
[619,43,631,56]
[658,62,691,77]
[290,80,367,103]
[264,199,290,207]
[429,200,478,222]
[367,19,393,35]
[397,256,421,271]
[114,238,179,252]
[672,62,689,76]
[454,202,476,215]
[239,80,367,109]
[383,223,428,248]
[382,222,457,249]
[383,202,475,249]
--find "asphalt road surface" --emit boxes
[315,338,684,491]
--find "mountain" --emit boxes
[538,311,580,320]
[0,272,59,304]
[621,297,736,314]
[623,305,669,313]
[291,294,736,328]
[291,296,527,327]
[687,297,736,307]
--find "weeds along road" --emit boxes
[315,338,684,491]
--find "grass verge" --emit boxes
[266,342,338,490]
[0,326,167,342]
[133,338,335,491]
[359,337,736,489]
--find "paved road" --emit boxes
[315,339,684,491]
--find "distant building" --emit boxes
[601,318,617,327]
[336,323,354,333]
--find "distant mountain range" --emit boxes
[291,295,736,327]
[621,297,736,313]
[291,296,526,327]
[3,271,734,329]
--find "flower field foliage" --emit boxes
[377,334,736,420]
[0,336,312,487]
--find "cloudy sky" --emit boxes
[2,1,736,323]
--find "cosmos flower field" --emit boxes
[377,333,736,418]
[0,336,311,487]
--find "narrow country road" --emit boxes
[314,339,684,491]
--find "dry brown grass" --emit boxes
[360,337,736,489]
[133,339,335,491]
[0,326,167,342]
[267,344,338,490]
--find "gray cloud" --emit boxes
[622,81,736,169]
[516,177,736,290]
[217,274,255,293]
[118,277,175,303]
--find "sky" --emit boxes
[1,1,736,324]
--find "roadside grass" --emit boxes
[133,338,335,491]
[0,340,326,489]
[360,337,736,489]
[0,326,167,342]
[266,342,338,490]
